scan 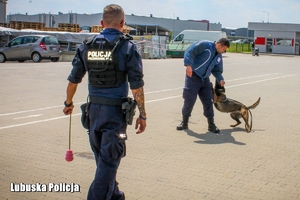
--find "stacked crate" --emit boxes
[91,25,103,33]
[41,27,59,31]
[9,21,45,30]
[123,25,131,34]
[90,25,131,34]
[0,23,10,28]
[26,22,45,30]
[58,23,80,32]
[9,21,27,30]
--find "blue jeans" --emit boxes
[87,103,126,200]
[182,74,214,119]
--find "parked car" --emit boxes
[0,35,61,63]
[80,26,91,33]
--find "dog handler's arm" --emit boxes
[212,58,225,87]
[63,82,78,115]
[132,87,146,134]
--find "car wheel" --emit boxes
[18,60,25,63]
[0,53,6,63]
[51,57,59,62]
[32,52,42,63]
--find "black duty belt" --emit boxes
[90,96,123,106]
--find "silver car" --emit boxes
[0,35,62,63]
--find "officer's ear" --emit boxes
[120,19,124,28]
[100,20,105,28]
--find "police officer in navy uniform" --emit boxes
[63,4,146,200]
[176,38,230,133]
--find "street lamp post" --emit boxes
[173,14,175,39]
[263,11,269,23]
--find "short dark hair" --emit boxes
[103,4,124,26]
[217,38,230,48]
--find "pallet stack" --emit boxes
[91,25,131,34]
[91,25,104,33]
[41,27,59,31]
[9,21,27,30]
[26,22,45,30]
[8,21,45,30]
[123,25,131,34]
[0,23,9,28]
[58,23,80,32]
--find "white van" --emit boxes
[171,30,227,44]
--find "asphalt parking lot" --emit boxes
[0,53,300,200]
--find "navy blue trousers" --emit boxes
[87,103,126,200]
[181,74,214,119]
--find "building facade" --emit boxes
[222,27,254,38]
[248,22,300,55]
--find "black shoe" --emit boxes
[177,122,188,130]
[176,116,189,130]
[207,118,220,133]
[208,124,220,133]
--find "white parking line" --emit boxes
[226,74,295,88]
[13,114,43,120]
[0,74,295,130]
[226,73,279,82]
[0,103,84,117]
[0,114,81,130]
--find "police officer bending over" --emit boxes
[177,38,229,133]
[63,4,146,200]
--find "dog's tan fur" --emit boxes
[211,83,260,132]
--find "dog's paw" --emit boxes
[230,122,241,127]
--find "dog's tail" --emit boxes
[248,97,261,110]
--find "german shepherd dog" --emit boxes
[211,81,261,132]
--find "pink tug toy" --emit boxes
[65,149,74,162]
[65,114,74,162]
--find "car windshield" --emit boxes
[42,36,59,45]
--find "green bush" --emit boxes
[227,43,252,53]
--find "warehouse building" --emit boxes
[248,22,300,55]
[6,12,222,39]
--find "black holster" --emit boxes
[80,97,90,129]
[122,97,136,125]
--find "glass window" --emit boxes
[174,34,184,42]
[43,36,59,45]
[33,36,40,43]
[10,37,23,46]
[275,38,292,46]
[23,36,34,44]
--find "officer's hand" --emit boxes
[220,80,225,87]
[135,117,146,134]
[186,66,192,77]
[63,105,74,115]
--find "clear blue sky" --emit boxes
[6,0,300,28]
